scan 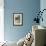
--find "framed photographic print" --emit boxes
[13,13,23,26]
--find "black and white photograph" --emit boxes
[13,13,23,26]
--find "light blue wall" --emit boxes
[4,0,40,42]
[40,0,46,27]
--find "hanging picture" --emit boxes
[13,13,23,26]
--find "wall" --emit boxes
[40,0,46,27]
[0,0,4,42]
[4,0,40,42]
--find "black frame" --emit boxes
[13,13,23,26]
